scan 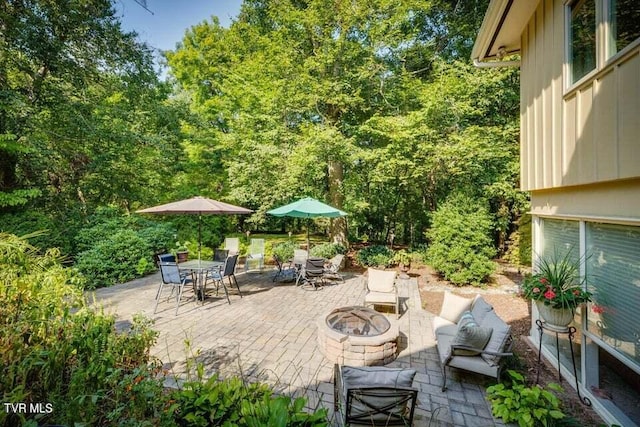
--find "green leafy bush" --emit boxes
[74,210,175,288]
[486,370,566,427]
[0,233,162,426]
[168,375,327,426]
[310,242,346,259]
[272,241,297,261]
[0,211,77,255]
[426,194,496,286]
[75,230,154,289]
[356,245,394,267]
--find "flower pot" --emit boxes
[536,301,574,332]
[176,251,188,263]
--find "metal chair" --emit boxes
[334,364,418,426]
[213,248,229,262]
[154,261,194,315]
[245,238,265,272]
[299,257,326,289]
[224,237,240,255]
[323,254,345,282]
[272,254,296,282]
[204,254,241,304]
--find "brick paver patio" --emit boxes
[93,266,503,426]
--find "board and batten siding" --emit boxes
[520,0,640,192]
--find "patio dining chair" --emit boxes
[272,254,296,282]
[154,261,194,315]
[224,237,240,255]
[204,254,241,304]
[292,249,309,285]
[213,248,229,262]
[244,238,265,272]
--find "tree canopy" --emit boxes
[0,0,526,259]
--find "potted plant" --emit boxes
[174,241,190,263]
[392,250,412,274]
[521,249,591,331]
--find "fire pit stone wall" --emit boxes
[317,308,399,366]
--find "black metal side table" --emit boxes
[535,319,592,406]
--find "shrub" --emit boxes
[75,229,154,289]
[168,375,328,426]
[486,370,566,427]
[0,233,161,426]
[356,245,394,267]
[426,194,496,286]
[272,241,297,261]
[310,242,346,259]
[0,211,77,255]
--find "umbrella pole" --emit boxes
[198,214,202,265]
[307,217,310,252]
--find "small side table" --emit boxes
[535,319,591,406]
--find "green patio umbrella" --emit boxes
[267,197,348,249]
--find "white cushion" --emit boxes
[367,268,397,293]
[364,291,397,304]
[432,316,457,337]
[479,310,511,366]
[439,291,473,323]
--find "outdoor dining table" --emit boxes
[179,259,224,302]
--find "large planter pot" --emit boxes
[536,301,574,332]
[176,251,189,263]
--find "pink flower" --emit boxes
[539,277,548,284]
[591,305,605,314]
[573,289,581,296]
[532,287,540,293]
[544,289,556,300]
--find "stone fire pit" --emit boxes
[317,306,399,366]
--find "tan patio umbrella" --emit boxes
[136,196,252,262]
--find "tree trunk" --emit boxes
[328,159,347,246]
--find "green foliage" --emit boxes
[0,211,77,255]
[168,375,327,426]
[486,370,566,427]
[272,241,297,262]
[310,242,346,259]
[505,214,532,266]
[0,233,161,426]
[521,248,591,310]
[356,245,394,267]
[75,230,153,289]
[391,249,412,266]
[74,210,175,288]
[426,194,496,286]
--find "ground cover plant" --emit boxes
[0,233,328,426]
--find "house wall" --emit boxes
[530,177,640,223]
[520,0,640,192]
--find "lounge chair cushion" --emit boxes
[364,291,397,304]
[479,310,512,366]
[451,312,493,356]
[471,295,494,324]
[341,366,417,422]
[437,333,500,378]
[439,291,473,323]
[433,316,458,338]
[367,268,397,293]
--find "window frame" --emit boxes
[564,0,640,91]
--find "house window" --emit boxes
[569,0,596,84]
[586,222,640,366]
[607,0,640,57]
